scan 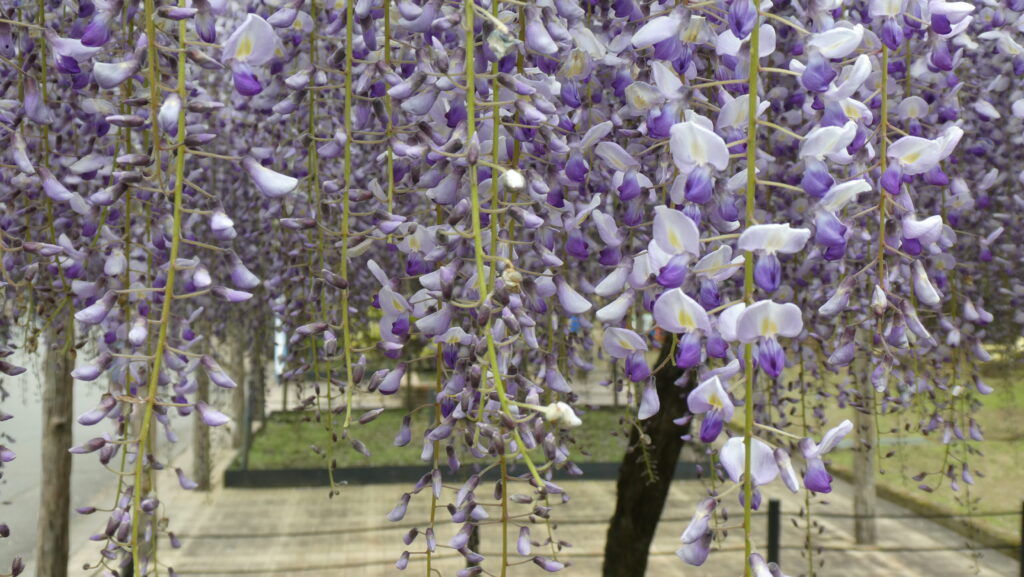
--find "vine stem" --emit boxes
[488,1,510,573]
[425,349,442,576]
[384,0,395,238]
[877,45,889,285]
[742,12,761,577]
[867,45,892,496]
[131,0,188,574]
[463,0,544,492]
[339,0,356,430]
[305,0,338,491]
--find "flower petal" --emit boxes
[602,327,647,360]
[222,13,278,65]
[670,118,729,171]
[632,12,683,49]
[653,206,700,257]
[735,301,803,342]
[241,157,298,198]
[653,288,710,333]
[738,224,811,254]
[807,24,864,59]
[720,437,779,486]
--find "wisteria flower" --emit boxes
[720,436,779,488]
[650,206,701,288]
[222,14,281,95]
[677,498,715,566]
[798,420,853,493]
[737,224,812,293]
[882,127,964,193]
[653,288,710,368]
[726,301,804,378]
[687,376,734,442]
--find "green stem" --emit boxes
[877,45,889,285]
[463,0,543,490]
[384,0,395,230]
[340,0,356,430]
[131,1,188,574]
[742,13,761,577]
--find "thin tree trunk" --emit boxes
[853,351,877,544]
[36,308,75,577]
[231,324,248,449]
[193,359,211,491]
[602,344,694,577]
[252,320,266,424]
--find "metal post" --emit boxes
[768,499,781,564]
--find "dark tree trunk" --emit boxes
[37,308,75,577]
[602,344,695,577]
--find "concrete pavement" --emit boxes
[4,361,1016,577]
[0,345,236,577]
[64,456,1020,577]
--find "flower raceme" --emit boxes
[5,0,1008,576]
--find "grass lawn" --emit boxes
[239,403,643,471]
[239,352,1023,543]
[828,354,1023,543]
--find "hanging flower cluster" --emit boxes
[0,0,1021,575]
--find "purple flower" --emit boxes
[377,364,406,396]
[387,493,411,522]
[77,394,117,426]
[222,14,280,95]
[71,352,114,382]
[677,498,715,566]
[241,157,298,198]
[687,376,733,442]
[801,53,836,93]
[798,420,853,493]
[625,351,652,383]
[532,557,565,572]
[720,437,779,487]
[738,224,812,293]
[195,402,230,427]
[728,0,757,39]
[201,356,237,389]
[653,288,710,335]
[176,467,197,489]
[637,382,660,420]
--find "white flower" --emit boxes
[539,402,582,428]
[504,169,526,191]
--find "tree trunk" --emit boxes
[852,352,877,544]
[36,308,75,577]
[602,345,694,577]
[251,320,267,424]
[193,359,211,491]
[231,325,248,449]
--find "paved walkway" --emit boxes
[56,384,1020,577]
[65,457,1019,577]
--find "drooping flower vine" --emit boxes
[0,0,1021,576]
